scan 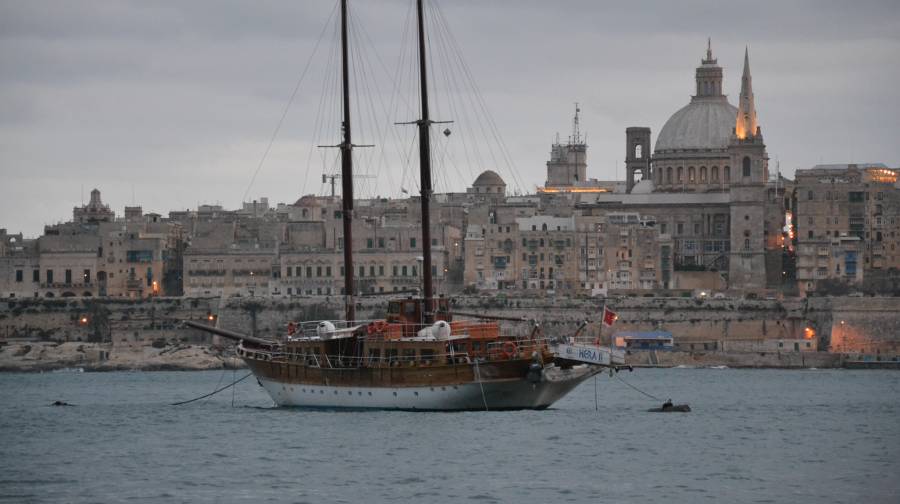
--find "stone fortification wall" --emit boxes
[1,295,898,358]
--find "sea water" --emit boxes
[1,368,898,503]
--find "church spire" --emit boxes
[735,46,759,140]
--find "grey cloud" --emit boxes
[1,0,898,237]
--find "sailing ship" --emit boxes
[187,0,623,410]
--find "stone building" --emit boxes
[516,215,577,292]
[793,164,900,294]
[73,188,115,224]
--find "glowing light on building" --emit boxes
[538,187,611,194]
[867,168,898,184]
[804,327,816,340]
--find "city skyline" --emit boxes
[2,0,899,237]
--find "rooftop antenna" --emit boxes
[572,102,581,144]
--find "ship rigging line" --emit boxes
[242,1,338,203]
[171,372,253,406]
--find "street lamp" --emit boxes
[840,320,846,353]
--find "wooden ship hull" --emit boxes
[240,347,600,410]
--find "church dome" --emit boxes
[655,97,737,153]
[472,170,505,187]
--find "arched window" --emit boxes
[635,144,642,159]
[677,167,684,183]
[711,166,719,182]
[724,166,731,183]
[742,156,751,177]
[667,167,673,184]
[744,238,750,250]
[541,223,547,231]
[700,166,707,183]
[688,166,695,183]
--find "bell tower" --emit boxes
[625,127,651,193]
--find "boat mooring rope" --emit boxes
[171,372,253,406]
[614,374,663,402]
[474,360,489,412]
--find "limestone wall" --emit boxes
[1,295,898,359]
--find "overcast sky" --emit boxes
[2,0,899,237]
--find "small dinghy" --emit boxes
[648,399,690,413]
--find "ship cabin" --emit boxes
[278,296,529,370]
[385,297,452,337]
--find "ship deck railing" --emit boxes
[283,318,543,342]
[263,350,480,369]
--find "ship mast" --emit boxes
[416,0,434,323]
[339,0,356,322]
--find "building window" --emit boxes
[742,156,751,177]
[359,266,364,277]
[677,167,684,183]
[378,238,385,248]
[367,238,373,249]
[370,265,376,276]
[700,166,707,183]
[410,238,416,249]
[412,266,418,277]
[33,270,39,283]
[724,166,731,182]
[402,266,408,276]
[378,265,384,276]
[295,266,301,277]
[84,269,91,284]
[65,269,72,285]
[15,270,23,282]
[326,266,332,277]
[688,166,695,183]
[677,222,684,234]
[286,267,292,277]
[667,167,673,184]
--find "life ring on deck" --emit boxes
[500,341,517,359]
[287,322,297,336]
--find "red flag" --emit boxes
[602,307,618,327]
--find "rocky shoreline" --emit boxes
[0,341,246,373]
